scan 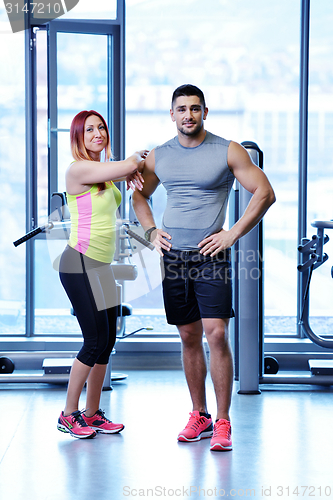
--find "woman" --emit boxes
[57,110,147,438]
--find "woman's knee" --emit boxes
[77,335,110,366]
[95,337,116,365]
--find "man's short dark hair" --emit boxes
[171,84,206,109]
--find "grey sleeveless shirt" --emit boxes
[155,131,235,250]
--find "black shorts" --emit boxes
[161,249,234,326]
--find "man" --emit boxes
[132,84,275,451]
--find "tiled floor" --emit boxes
[1,370,333,500]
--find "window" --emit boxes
[35,27,112,334]
[307,0,333,337]
[0,1,124,337]
[0,21,26,334]
[125,0,300,336]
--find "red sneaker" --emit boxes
[210,419,232,451]
[82,409,124,434]
[177,411,213,442]
[57,410,96,439]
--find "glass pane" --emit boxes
[32,0,116,21]
[34,31,109,335]
[58,0,116,20]
[57,32,108,193]
[36,29,49,225]
[56,31,109,212]
[57,129,71,194]
[57,32,108,124]
[35,240,81,334]
[125,0,300,335]
[0,29,26,335]
[307,0,333,336]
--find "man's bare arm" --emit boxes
[198,141,276,256]
[132,149,172,255]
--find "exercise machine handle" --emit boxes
[13,222,54,247]
[122,224,154,251]
[298,235,318,253]
[297,253,317,272]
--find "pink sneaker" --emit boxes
[178,411,213,442]
[82,409,124,434]
[210,419,232,451]
[57,410,96,439]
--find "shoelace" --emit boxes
[95,409,112,423]
[185,412,206,430]
[70,410,88,427]
[213,419,231,438]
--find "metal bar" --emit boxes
[32,19,121,31]
[47,23,59,209]
[0,374,70,384]
[297,0,311,337]
[229,185,239,380]
[25,23,38,337]
[113,2,125,220]
[261,374,333,386]
[301,320,333,349]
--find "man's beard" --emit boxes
[178,121,202,137]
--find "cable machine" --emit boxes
[233,143,333,393]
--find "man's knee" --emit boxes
[203,319,230,347]
[178,321,203,347]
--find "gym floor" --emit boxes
[1,369,333,500]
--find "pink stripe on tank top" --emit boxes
[74,192,92,254]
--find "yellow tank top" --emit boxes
[67,182,121,263]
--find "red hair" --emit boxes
[70,110,112,193]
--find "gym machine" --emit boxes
[233,143,333,393]
[231,142,264,394]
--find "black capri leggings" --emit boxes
[59,245,118,367]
